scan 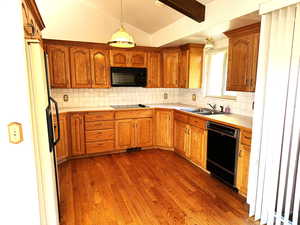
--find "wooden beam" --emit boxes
[158,0,205,23]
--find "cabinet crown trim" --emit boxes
[224,23,261,38]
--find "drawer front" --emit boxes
[85,112,114,122]
[188,116,206,129]
[115,110,153,119]
[86,140,115,154]
[241,131,252,146]
[85,129,114,142]
[174,111,188,123]
[85,121,114,131]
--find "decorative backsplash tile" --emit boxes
[51,88,254,116]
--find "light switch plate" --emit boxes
[8,122,23,144]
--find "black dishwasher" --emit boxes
[206,121,239,188]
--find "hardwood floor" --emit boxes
[58,149,255,225]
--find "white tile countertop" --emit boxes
[58,103,252,129]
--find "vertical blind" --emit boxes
[248,3,300,225]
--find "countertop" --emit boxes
[59,103,252,130]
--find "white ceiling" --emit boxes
[163,11,261,47]
[76,0,215,34]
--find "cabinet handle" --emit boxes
[239,150,242,157]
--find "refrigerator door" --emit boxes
[25,40,60,225]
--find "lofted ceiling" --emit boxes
[74,0,215,34]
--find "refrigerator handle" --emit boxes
[50,97,61,146]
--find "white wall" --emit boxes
[36,0,152,46]
[0,1,41,225]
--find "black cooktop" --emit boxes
[110,104,148,109]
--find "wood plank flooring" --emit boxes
[58,149,255,225]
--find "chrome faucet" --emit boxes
[208,103,217,113]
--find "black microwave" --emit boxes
[111,67,147,87]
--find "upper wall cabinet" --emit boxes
[46,41,111,89]
[110,50,147,68]
[179,44,204,88]
[147,52,162,88]
[90,49,110,88]
[47,44,71,88]
[224,23,260,92]
[70,47,92,88]
[162,49,180,88]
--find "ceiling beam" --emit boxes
[158,0,205,23]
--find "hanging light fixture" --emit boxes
[108,0,135,48]
[204,38,214,50]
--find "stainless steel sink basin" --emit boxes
[187,108,225,115]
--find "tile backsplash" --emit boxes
[52,88,254,116]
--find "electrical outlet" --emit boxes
[164,93,168,100]
[63,94,69,102]
[192,94,197,101]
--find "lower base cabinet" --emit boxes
[155,109,173,148]
[174,116,207,169]
[70,113,86,156]
[115,117,153,149]
[53,113,69,161]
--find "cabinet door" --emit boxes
[90,49,110,88]
[250,33,260,92]
[115,119,135,149]
[236,144,251,196]
[70,113,86,156]
[130,51,147,68]
[147,52,161,88]
[70,47,92,88]
[227,35,254,92]
[135,118,153,147]
[189,126,206,168]
[163,50,180,88]
[53,114,69,161]
[155,110,173,147]
[47,44,71,88]
[179,49,189,88]
[174,120,187,156]
[110,50,128,67]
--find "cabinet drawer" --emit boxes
[115,110,153,119]
[241,131,252,146]
[174,111,188,123]
[188,116,206,129]
[85,121,114,131]
[85,129,114,142]
[85,112,114,122]
[86,140,115,154]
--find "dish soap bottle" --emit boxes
[225,106,231,114]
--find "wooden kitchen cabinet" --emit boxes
[70,47,92,88]
[47,44,71,88]
[155,109,173,148]
[115,117,153,149]
[174,113,207,168]
[90,48,110,88]
[70,113,86,156]
[147,52,162,88]
[174,120,187,156]
[236,130,252,197]
[179,44,205,88]
[162,49,180,88]
[53,113,69,161]
[224,23,260,92]
[110,50,147,68]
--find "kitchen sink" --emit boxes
[181,108,225,115]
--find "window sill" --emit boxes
[206,96,237,100]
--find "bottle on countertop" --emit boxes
[225,106,231,114]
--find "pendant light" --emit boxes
[204,38,214,50]
[108,0,135,48]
